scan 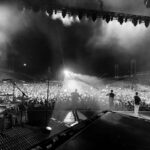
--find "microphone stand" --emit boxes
[5,79,28,102]
[12,81,28,98]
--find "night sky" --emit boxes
[0,1,150,79]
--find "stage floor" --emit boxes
[116,111,150,121]
[0,118,68,150]
[57,111,150,150]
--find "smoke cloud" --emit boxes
[0,0,150,79]
[0,2,65,78]
[88,20,148,52]
[0,3,28,68]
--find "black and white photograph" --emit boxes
[1,0,150,150]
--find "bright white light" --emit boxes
[52,12,80,26]
[63,111,75,124]
[46,126,52,131]
[63,79,81,92]
[23,63,27,67]
[64,70,70,77]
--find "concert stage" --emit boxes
[0,118,68,150]
[2,110,150,150]
[56,111,150,150]
[116,111,150,121]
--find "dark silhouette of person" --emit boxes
[107,90,115,110]
[134,92,141,116]
[18,102,26,126]
[71,89,80,122]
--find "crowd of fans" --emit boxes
[0,80,150,131]
[0,80,150,111]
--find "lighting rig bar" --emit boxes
[1,0,150,27]
[23,3,150,27]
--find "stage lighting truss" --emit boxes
[18,0,150,28]
[51,9,150,27]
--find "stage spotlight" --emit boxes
[139,18,142,24]
[78,11,83,20]
[105,15,111,23]
[132,18,138,26]
[23,63,27,67]
[124,17,128,22]
[145,19,150,27]
[54,9,57,14]
[86,12,91,19]
[62,9,67,18]
[64,70,71,77]
[110,15,114,21]
[46,9,53,17]
[118,16,124,25]
[102,13,106,20]
[42,126,52,134]
[46,126,52,130]
[92,12,97,22]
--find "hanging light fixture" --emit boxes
[144,19,150,27]
[139,19,142,24]
[70,10,77,18]
[62,9,67,18]
[91,12,97,22]
[78,11,84,20]
[124,16,128,23]
[46,9,53,17]
[102,12,106,20]
[110,15,114,21]
[132,17,138,26]
[54,9,57,14]
[86,11,91,19]
[105,14,111,23]
[118,16,124,25]
[137,17,141,24]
